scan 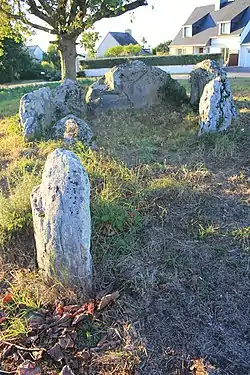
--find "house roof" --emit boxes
[183,4,215,25]
[171,0,250,47]
[27,45,43,53]
[109,32,138,45]
[242,30,250,42]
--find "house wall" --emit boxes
[96,34,120,57]
[83,65,195,77]
[210,36,240,54]
[33,47,44,61]
[169,46,194,55]
[239,45,250,67]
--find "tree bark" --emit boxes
[58,36,77,80]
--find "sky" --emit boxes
[29,0,214,52]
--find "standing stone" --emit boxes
[86,60,187,114]
[52,79,86,119]
[31,149,92,292]
[53,114,95,146]
[19,87,54,140]
[199,76,237,135]
[190,59,225,108]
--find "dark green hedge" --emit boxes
[80,54,222,70]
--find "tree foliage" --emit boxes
[105,44,142,57]
[0,0,148,79]
[81,28,100,58]
[43,44,61,71]
[154,40,172,55]
[0,38,42,83]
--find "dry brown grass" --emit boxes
[0,79,249,374]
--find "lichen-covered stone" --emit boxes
[31,149,92,292]
[52,79,86,119]
[190,59,225,108]
[20,80,86,141]
[86,60,187,113]
[199,76,237,135]
[53,115,94,145]
[19,87,54,140]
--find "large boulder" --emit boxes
[53,115,94,146]
[86,60,187,113]
[199,76,237,135]
[52,79,86,119]
[30,149,92,293]
[19,87,54,139]
[20,80,86,140]
[190,59,225,108]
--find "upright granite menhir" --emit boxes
[31,149,92,293]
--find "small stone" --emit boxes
[53,114,94,146]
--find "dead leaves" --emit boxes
[0,290,120,374]
[17,361,41,375]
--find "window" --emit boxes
[199,47,204,54]
[183,26,192,38]
[220,22,230,35]
[177,49,183,55]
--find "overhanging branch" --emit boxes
[0,3,56,34]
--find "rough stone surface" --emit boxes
[86,60,187,113]
[190,59,225,108]
[19,87,54,139]
[52,79,86,119]
[53,115,94,145]
[199,76,237,135]
[31,149,92,292]
[20,80,86,140]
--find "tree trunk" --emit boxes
[58,36,77,80]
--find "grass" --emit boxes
[0,78,249,374]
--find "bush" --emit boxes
[40,61,61,81]
[77,71,86,78]
[0,38,43,83]
[80,53,222,70]
[105,44,142,57]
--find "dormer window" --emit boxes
[219,22,231,34]
[183,26,192,38]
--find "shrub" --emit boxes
[105,44,142,57]
[80,53,222,70]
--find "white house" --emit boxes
[96,30,139,57]
[170,0,250,67]
[26,45,44,62]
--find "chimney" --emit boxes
[215,0,233,11]
[125,29,132,36]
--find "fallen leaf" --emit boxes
[55,303,64,316]
[47,343,64,362]
[63,305,81,313]
[59,365,75,375]
[31,350,44,361]
[98,291,120,311]
[86,301,95,315]
[190,359,216,375]
[17,360,41,375]
[72,312,87,326]
[2,292,13,304]
[59,334,75,349]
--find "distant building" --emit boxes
[96,30,139,57]
[170,0,250,67]
[26,45,44,62]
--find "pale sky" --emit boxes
[29,0,214,52]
